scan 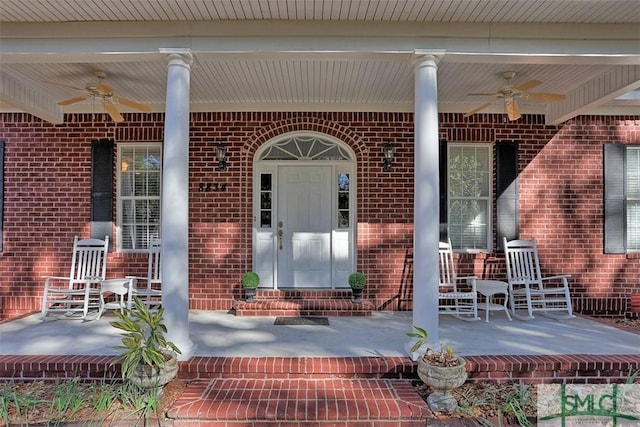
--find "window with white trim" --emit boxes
[118,144,162,251]
[447,144,492,250]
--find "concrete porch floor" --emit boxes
[1,311,638,426]
[1,310,638,357]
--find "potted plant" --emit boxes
[348,272,366,303]
[241,271,260,303]
[407,325,467,412]
[110,296,181,393]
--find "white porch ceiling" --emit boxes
[1,0,638,125]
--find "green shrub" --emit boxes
[241,271,260,288]
[348,272,366,289]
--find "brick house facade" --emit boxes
[0,111,638,320]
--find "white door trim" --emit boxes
[253,132,356,289]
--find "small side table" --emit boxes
[97,278,133,320]
[476,280,512,322]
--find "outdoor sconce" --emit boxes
[382,142,395,172]
[216,143,227,171]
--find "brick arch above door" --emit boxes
[243,116,369,159]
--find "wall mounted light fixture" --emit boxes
[382,142,395,172]
[216,142,227,171]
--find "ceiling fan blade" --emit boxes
[58,95,89,106]
[513,79,541,92]
[97,82,114,95]
[464,101,495,117]
[103,102,125,122]
[467,92,498,96]
[116,96,151,113]
[526,92,566,102]
[506,100,521,121]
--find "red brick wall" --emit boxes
[0,112,638,319]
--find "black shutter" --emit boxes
[91,139,114,244]
[496,141,519,251]
[604,143,626,254]
[0,141,4,252]
[439,139,448,241]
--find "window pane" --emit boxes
[449,200,488,249]
[338,211,349,228]
[628,201,640,251]
[121,172,134,197]
[261,174,272,191]
[449,147,489,197]
[627,148,640,197]
[148,172,161,197]
[261,211,272,228]
[338,193,349,210]
[338,173,349,191]
[261,193,271,210]
[122,200,134,222]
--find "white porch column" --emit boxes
[160,48,197,360]
[409,51,444,359]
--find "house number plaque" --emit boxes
[198,182,227,192]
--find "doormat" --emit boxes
[274,316,329,326]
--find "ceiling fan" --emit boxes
[464,71,566,121]
[47,70,151,122]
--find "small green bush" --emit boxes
[241,271,260,288]
[348,272,366,289]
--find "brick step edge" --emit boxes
[1,355,637,384]
[232,298,375,316]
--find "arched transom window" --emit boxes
[259,135,352,161]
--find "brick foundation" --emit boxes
[1,354,637,385]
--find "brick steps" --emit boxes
[168,378,429,426]
[171,356,428,426]
[232,289,375,316]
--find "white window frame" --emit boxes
[447,143,493,252]
[116,143,162,252]
[626,147,640,252]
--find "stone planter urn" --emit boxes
[351,287,363,303]
[130,350,178,395]
[244,287,257,303]
[417,355,467,412]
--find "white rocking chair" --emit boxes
[127,239,162,310]
[438,239,480,321]
[503,238,574,320]
[41,236,109,320]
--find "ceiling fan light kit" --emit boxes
[48,70,150,123]
[464,71,565,121]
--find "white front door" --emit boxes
[277,165,332,287]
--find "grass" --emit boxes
[0,377,172,426]
[415,380,538,426]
